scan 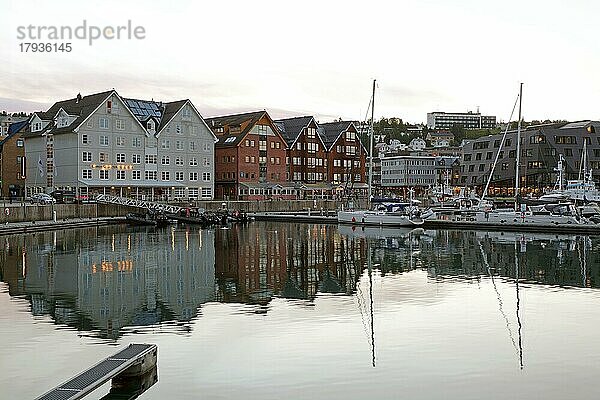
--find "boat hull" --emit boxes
[338,210,424,227]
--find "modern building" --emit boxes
[460,121,600,196]
[380,155,436,194]
[275,116,330,198]
[23,90,217,201]
[0,120,28,199]
[427,111,496,130]
[205,111,291,200]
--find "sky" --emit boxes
[1,0,600,124]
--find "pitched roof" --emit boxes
[274,116,314,147]
[318,121,354,149]
[158,100,188,132]
[205,111,267,147]
[23,90,114,137]
[0,120,28,148]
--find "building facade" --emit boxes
[275,116,330,198]
[0,113,28,138]
[319,121,368,197]
[460,121,600,196]
[0,120,28,198]
[427,111,496,130]
[23,90,216,201]
[206,111,290,200]
[380,155,436,194]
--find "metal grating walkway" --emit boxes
[36,344,157,400]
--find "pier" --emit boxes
[35,343,157,400]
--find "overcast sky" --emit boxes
[2,0,600,124]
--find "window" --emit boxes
[258,125,267,135]
[132,170,141,180]
[175,124,181,134]
[100,135,109,146]
[176,172,184,181]
[132,137,141,147]
[479,164,485,171]
[82,169,92,179]
[202,172,211,181]
[161,139,170,149]
[82,134,89,144]
[505,139,512,147]
[473,141,489,150]
[98,117,109,129]
[203,157,210,166]
[188,188,199,199]
[189,172,198,181]
[565,148,573,157]
[486,152,493,160]
[145,154,157,164]
[176,140,184,150]
[115,119,124,130]
[99,153,109,162]
[100,170,109,180]
[16,139,24,147]
[161,171,170,181]
[468,165,475,172]
[555,136,577,145]
[189,157,198,166]
[201,188,212,199]
[132,154,141,164]
[175,157,184,166]
[147,120,155,131]
[116,170,126,180]
[116,153,126,163]
[475,153,482,161]
[161,155,170,165]
[463,154,472,161]
[145,171,157,180]
[182,106,191,119]
[189,141,197,151]
[259,140,267,151]
[116,136,125,146]
[509,150,516,158]
[82,152,92,162]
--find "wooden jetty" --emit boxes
[35,343,157,400]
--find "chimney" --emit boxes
[76,93,82,103]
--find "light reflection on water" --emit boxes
[2,223,600,399]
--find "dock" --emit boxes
[251,211,337,223]
[0,217,126,236]
[35,343,157,400]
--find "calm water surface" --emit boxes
[2,222,600,399]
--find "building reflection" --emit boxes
[2,223,599,340]
[213,223,367,304]
[0,226,215,339]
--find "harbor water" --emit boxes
[2,222,600,399]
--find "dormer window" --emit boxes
[32,122,43,132]
[147,120,155,131]
[58,117,69,127]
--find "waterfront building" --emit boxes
[427,111,496,130]
[380,155,436,194]
[23,90,216,201]
[460,120,600,196]
[0,120,28,198]
[319,121,368,197]
[205,111,291,200]
[275,116,330,198]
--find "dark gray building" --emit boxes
[461,121,599,196]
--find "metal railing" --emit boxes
[95,194,182,214]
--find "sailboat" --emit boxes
[337,80,427,227]
[435,84,592,227]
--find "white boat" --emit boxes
[540,148,600,202]
[434,84,598,228]
[337,80,429,227]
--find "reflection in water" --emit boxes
[1,223,599,345]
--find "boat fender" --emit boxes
[352,217,356,223]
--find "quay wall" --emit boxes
[0,199,367,223]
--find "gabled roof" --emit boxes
[0,120,28,148]
[205,111,270,147]
[274,116,314,147]
[23,90,114,137]
[157,100,188,133]
[318,121,355,150]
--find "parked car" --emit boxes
[50,190,76,204]
[30,193,57,204]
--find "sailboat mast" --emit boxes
[514,83,523,211]
[368,79,376,203]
